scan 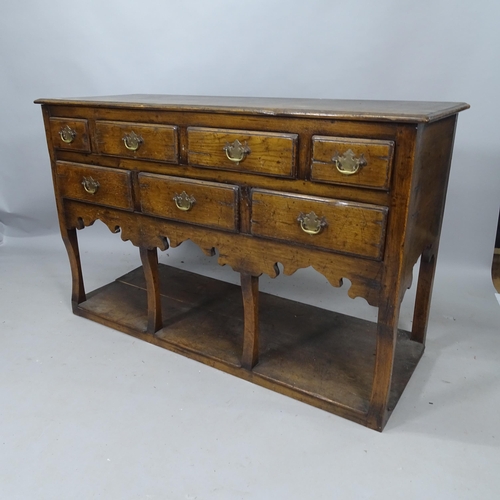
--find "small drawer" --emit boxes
[49,118,91,152]
[56,161,133,211]
[251,189,388,260]
[311,136,394,190]
[95,120,178,163]
[139,173,239,232]
[187,127,297,178]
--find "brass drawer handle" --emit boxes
[332,149,367,175]
[223,139,251,164]
[173,191,196,211]
[82,176,99,195]
[59,125,76,144]
[122,131,144,151]
[297,211,327,235]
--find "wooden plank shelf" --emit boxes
[76,264,424,427]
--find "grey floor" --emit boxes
[1,225,499,499]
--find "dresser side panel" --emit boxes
[403,115,458,271]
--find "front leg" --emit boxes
[366,294,402,431]
[61,227,86,307]
[241,273,260,370]
[140,246,163,334]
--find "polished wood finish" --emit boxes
[95,120,178,162]
[139,247,163,333]
[63,227,86,306]
[56,161,134,211]
[241,273,260,370]
[63,200,385,307]
[311,136,394,190]
[187,127,297,177]
[49,117,91,152]
[37,95,468,431]
[250,189,388,260]
[138,174,239,231]
[36,95,469,122]
[76,264,424,423]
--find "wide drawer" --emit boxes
[251,189,388,260]
[95,120,178,162]
[187,127,297,178]
[49,118,91,152]
[311,136,394,190]
[139,173,239,232]
[56,161,133,210]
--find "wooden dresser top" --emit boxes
[35,95,469,123]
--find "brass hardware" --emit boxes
[82,176,99,195]
[297,211,327,235]
[59,125,76,144]
[223,139,251,164]
[173,191,196,211]
[122,131,144,151]
[332,149,367,175]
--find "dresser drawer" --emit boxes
[311,136,394,190]
[49,118,91,152]
[56,162,134,210]
[139,174,239,232]
[251,189,388,260]
[95,120,178,162]
[187,127,297,178]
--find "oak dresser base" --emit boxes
[36,95,469,431]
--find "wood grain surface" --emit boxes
[311,136,394,190]
[187,126,297,177]
[49,117,91,152]
[36,95,469,123]
[251,189,388,260]
[139,173,239,231]
[56,161,134,211]
[95,120,178,162]
[37,95,468,431]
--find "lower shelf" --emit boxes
[76,264,424,428]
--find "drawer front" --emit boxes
[95,120,178,162]
[139,174,239,232]
[187,127,297,178]
[56,161,133,210]
[251,189,388,260]
[49,118,91,152]
[311,136,394,190]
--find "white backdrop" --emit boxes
[1,0,499,272]
[2,4,500,496]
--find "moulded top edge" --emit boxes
[34,95,470,123]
